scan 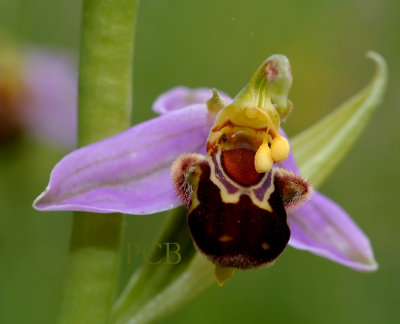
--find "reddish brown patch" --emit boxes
[211,120,237,133]
[221,148,263,186]
[206,139,218,153]
[211,119,268,133]
[265,60,278,81]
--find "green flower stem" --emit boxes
[58,213,125,324]
[111,208,197,324]
[117,253,215,324]
[58,1,139,324]
[78,0,138,146]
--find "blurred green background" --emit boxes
[1,0,399,323]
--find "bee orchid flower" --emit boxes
[34,53,386,283]
[0,44,77,148]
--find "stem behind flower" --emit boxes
[58,1,139,323]
[111,207,198,324]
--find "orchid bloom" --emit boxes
[0,44,77,148]
[34,53,386,285]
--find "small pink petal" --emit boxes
[21,49,77,148]
[152,86,231,115]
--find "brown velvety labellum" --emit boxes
[188,162,290,269]
[222,147,263,186]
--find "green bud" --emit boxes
[265,54,293,120]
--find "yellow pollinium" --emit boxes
[254,134,290,173]
[255,143,274,173]
[271,135,290,162]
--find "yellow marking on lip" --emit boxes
[219,235,234,242]
[261,242,270,250]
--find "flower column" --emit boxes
[58,1,138,323]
